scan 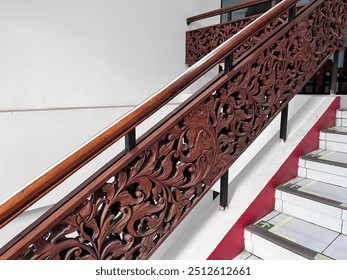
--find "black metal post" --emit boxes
[125,128,136,152]
[288,5,296,22]
[279,4,295,142]
[220,170,229,209]
[224,53,233,73]
[330,51,340,95]
[227,11,232,22]
[280,104,289,141]
[218,53,233,209]
[125,129,137,195]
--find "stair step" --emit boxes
[320,126,347,152]
[239,108,347,260]
[337,108,347,118]
[245,212,347,260]
[298,150,347,188]
[275,177,347,233]
[336,108,347,127]
[233,251,262,260]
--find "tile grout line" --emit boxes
[292,177,306,185]
[264,211,281,222]
[321,234,340,257]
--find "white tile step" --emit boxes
[336,108,347,119]
[336,109,347,127]
[335,118,347,127]
[233,251,262,260]
[320,127,347,152]
[275,177,347,233]
[245,211,347,260]
[298,150,347,188]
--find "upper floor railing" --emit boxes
[0,0,346,259]
[186,0,276,66]
[185,0,311,66]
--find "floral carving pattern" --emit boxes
[186,16,256,66]
[7,0,347,260]
[185,13,289,66]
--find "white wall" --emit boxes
[0,107,128,202]
[0,0,220,201]
[0,0,219,110]
[0,0,222,248]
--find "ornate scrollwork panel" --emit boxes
[186,16,257,66]
[185,12,289,66]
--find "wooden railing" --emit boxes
[0,0,346,259]
[0,0,296,231]
[185,0,310,66]
[186,0,275,66]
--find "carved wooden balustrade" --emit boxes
[0,0,346,260]
[185,0,306,66]
[186,0,270,66]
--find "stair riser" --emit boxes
[298,157,347,188]
[336,110,347,119]
[322,133,347,143]
[302,160,347,177]
[319,140,347,153]
[343,213,347,234]
[244,230,306,260]
[343,221,347,235]
[298,167,347,188]
[275,197,343,232]
[336,118,347,127]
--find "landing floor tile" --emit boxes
[323,234,347,259]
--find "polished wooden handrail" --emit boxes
[0,0,299,229]
[187,0,272,24]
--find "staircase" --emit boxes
[238,108,347,260]
[1,0,346,260]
